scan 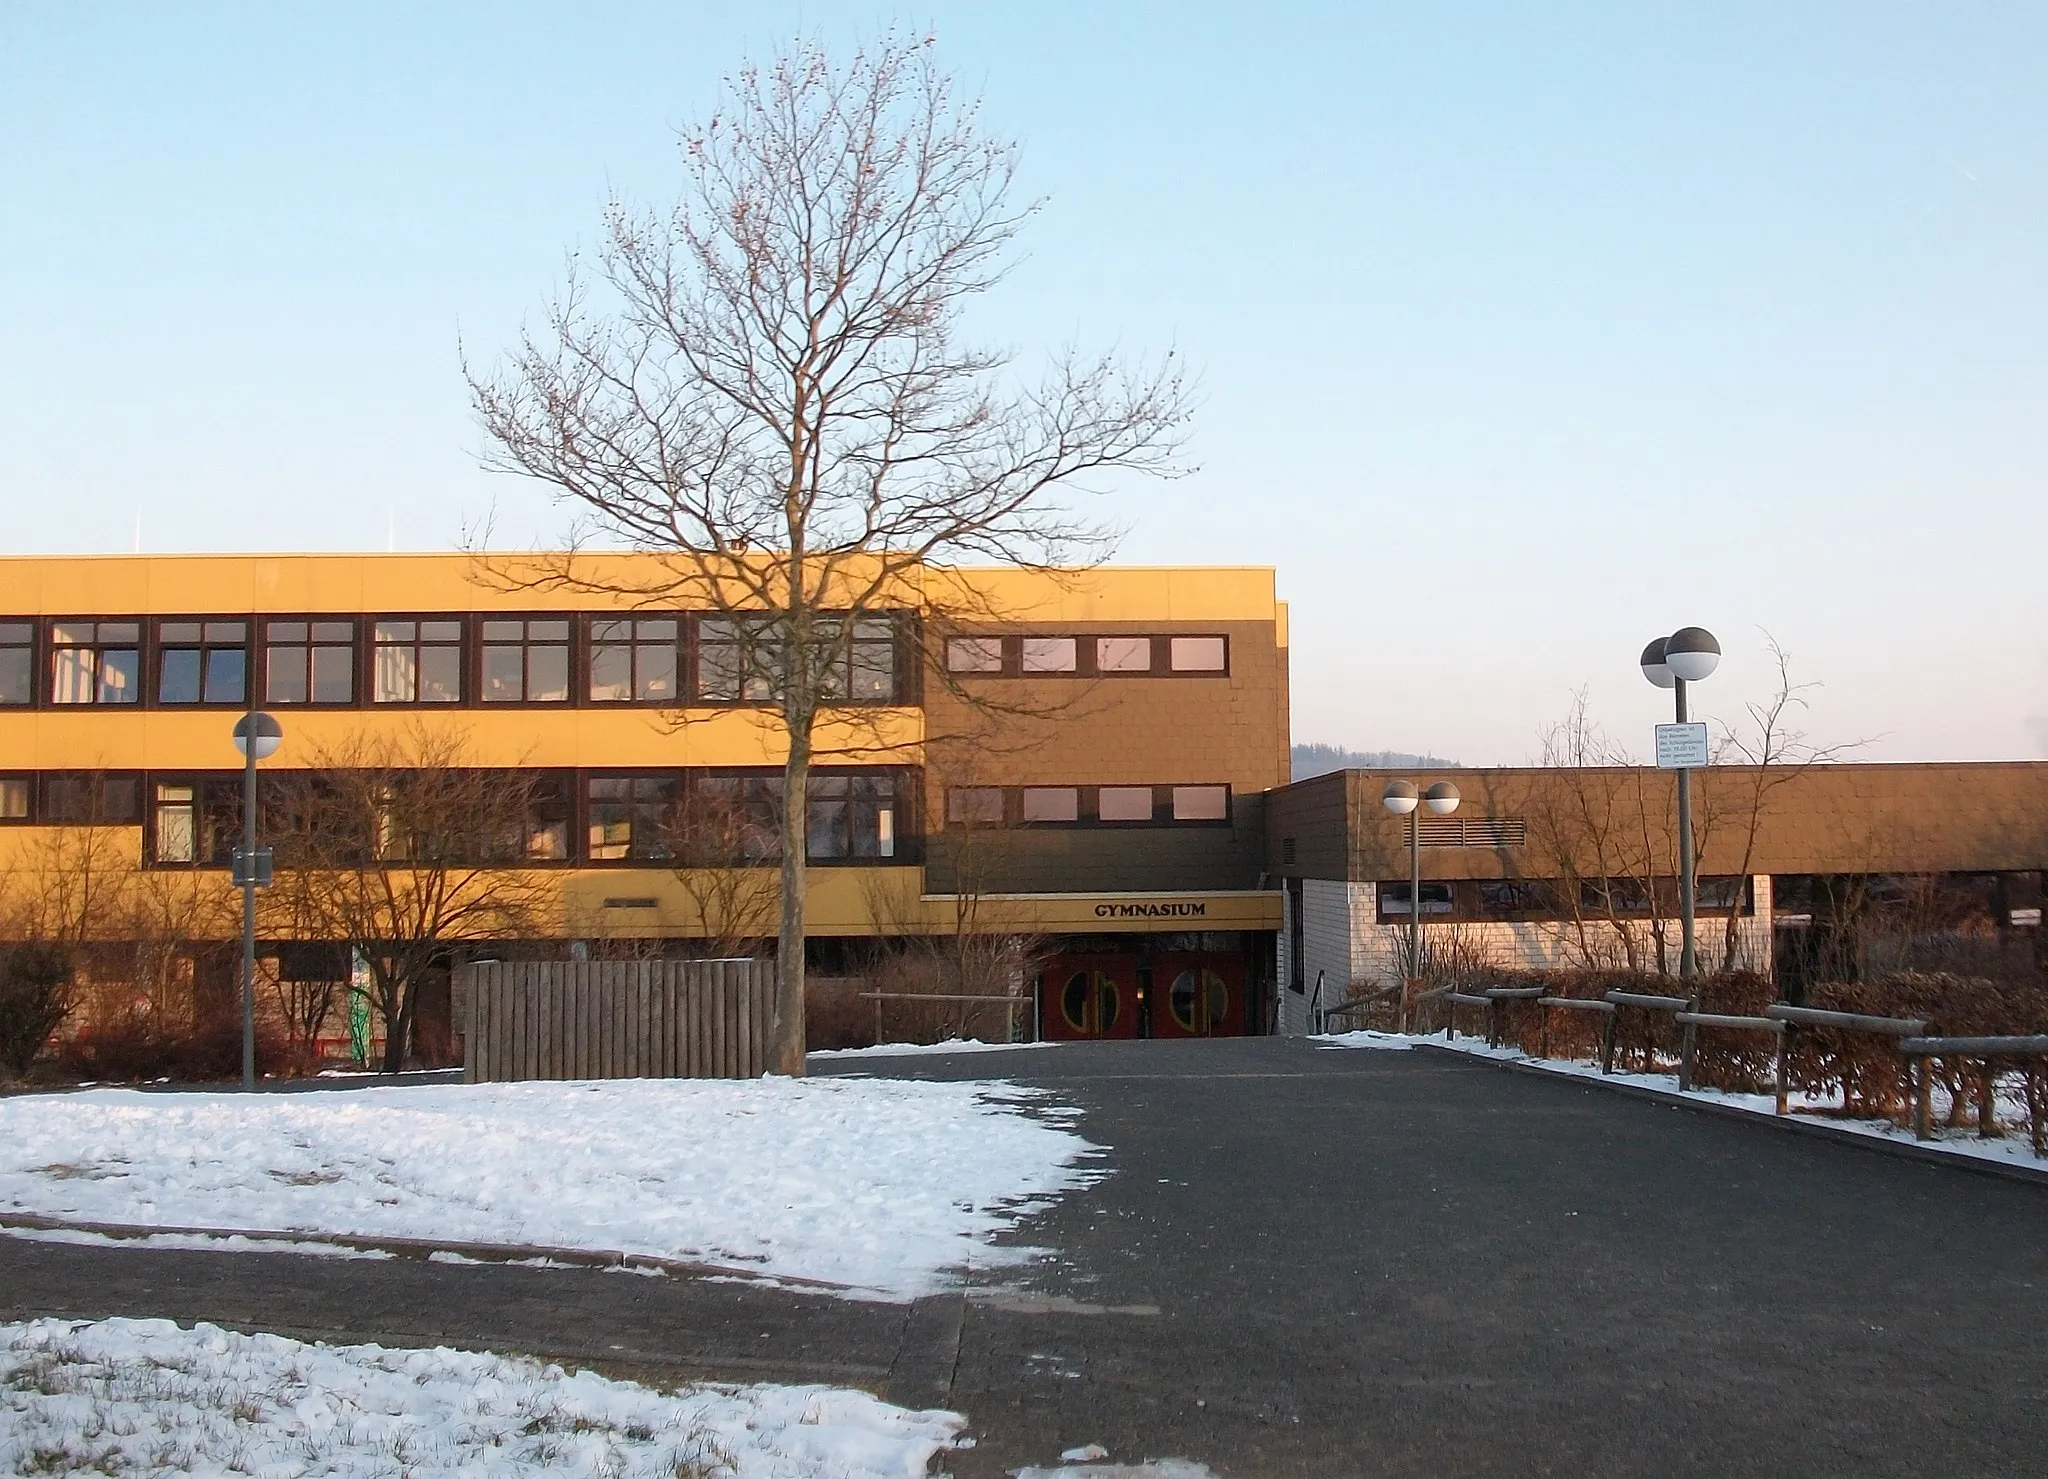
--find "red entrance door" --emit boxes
[1042,954,1142,1040]
[1148,953,1246,1038]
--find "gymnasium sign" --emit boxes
[1094,900,1209,919]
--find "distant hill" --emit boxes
[1291,743,1460,781]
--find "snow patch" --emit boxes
[0,1077,1101,1300]
[1311,1029,1414,1051]
[0,1316,962,1478]
[1362,1033,2048,1172]
[810,1038,1062,1060]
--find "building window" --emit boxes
[696,617,774,702]
[589,619,680,703]
[1478,880,1555,916]
[152,784,197,863]
[947,787,1004,824]
[148,778,240,866]
[586,775,682,860]
[480,619,571,704]
[50,621,141,705]
[1581,877,1653,914]
[807,772,897,859]
[1168,636,1227,673]
[1171,785,1230,821]
[373,619,463,704]
[945,637,1003,674]
[1021,786,1080,823]
[1021,637,1077,674]
[526,777,571,860]
[1096,785,1155,822]
[845,618,898,702]
[1095,636,1152,674]
[0,776,29,821]
[1380,882,1454,918]
[265,620,356,704]
[686,774,783,862]
[0,623,34,705]
[156,620,248,706]
[41,773,142,825]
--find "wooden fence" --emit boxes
[461,958,775,1082]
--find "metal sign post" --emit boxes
[1641,629,1721,982]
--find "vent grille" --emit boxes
[1411,816,1526,849]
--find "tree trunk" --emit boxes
[378,967,411,1075]
[773,724,813,1075]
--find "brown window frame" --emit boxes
[261,616,361,707]
[154,618,251,708]
[369,616,467,706]
[586,617,684,706]
[47,619,143,706]
[0,621,36,707]
[477,616,574,706]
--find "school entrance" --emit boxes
[1036,932,1271,1040]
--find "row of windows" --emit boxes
[1376,876,1755,923]
[943,633,1229,678]
[0,768,911,868]
[945,783,1233,828]
[0,614,906,710]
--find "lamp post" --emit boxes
[1640,627,1720,980]
[231,711,283,1092]
[1382,778,1460,1027]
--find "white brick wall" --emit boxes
[1278,875,1777,1033]
[1277,879,1376,1035]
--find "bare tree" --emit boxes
[861,797,1045,1045]
[468,33,1190,1073]
[1529,693,1662,970]
[670,779,781,959]
[268,728,551,1073]
[1698,635,1859,974]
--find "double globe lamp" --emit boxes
[1381,778,1460,1012]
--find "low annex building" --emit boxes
[1265,763,2048,1035]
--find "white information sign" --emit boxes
[1655,721,1710,770]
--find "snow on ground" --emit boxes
[0,1077,1101,1299]
[808,1039,1062,1060]
[1316,1030,2048,1172]
[0,1316,962,1478]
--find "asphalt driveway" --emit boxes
[5,1036,2046,1476]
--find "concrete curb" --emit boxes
[1414,1041,2048,1191]
[0,1212,857,1291]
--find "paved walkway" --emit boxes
[6,1036,2048,1475]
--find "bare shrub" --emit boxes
[0,945,76,1078]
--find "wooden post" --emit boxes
[1678,995,1700,1092]
[1914,1057,1932,1141]
[1979,1063,1997,1139]
[1774,1024,1793,1114]
[1600,1011,1618,1075]
[1537,1002,1550,1060]
[2028,1066,2044,1158]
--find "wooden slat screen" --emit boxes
[461,959,775,1082]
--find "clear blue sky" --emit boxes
[4,3,2043,765]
